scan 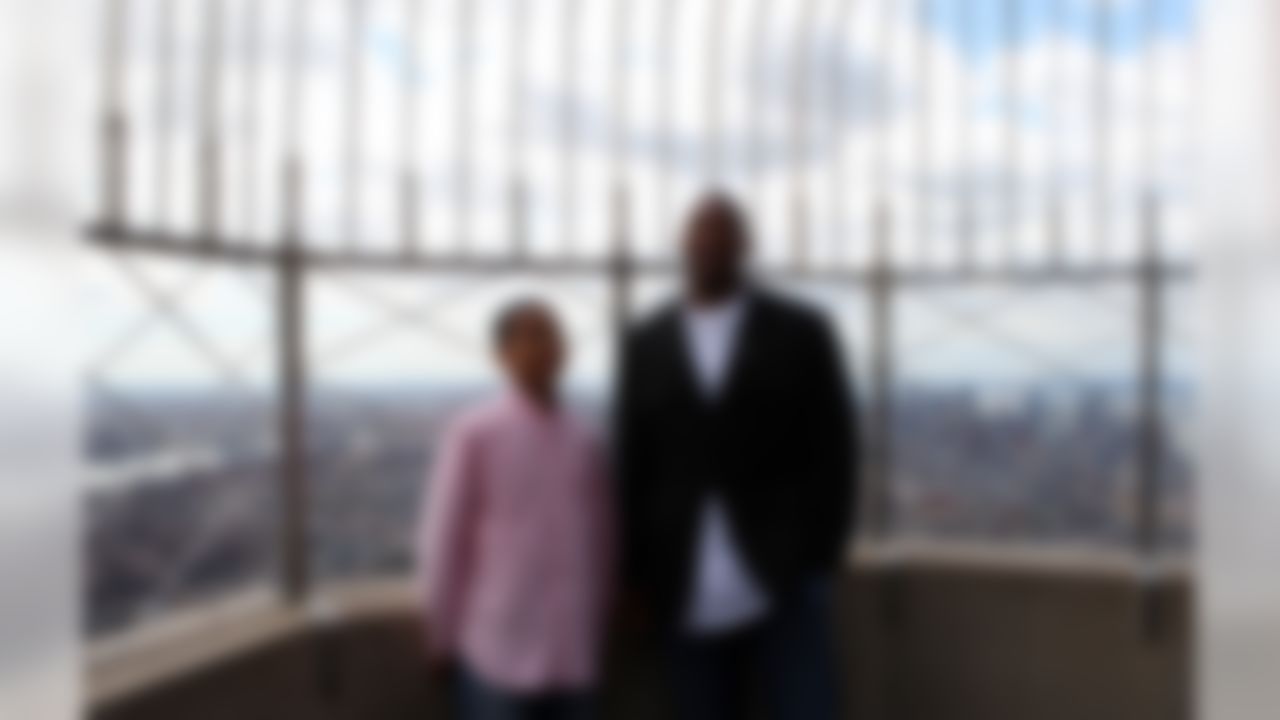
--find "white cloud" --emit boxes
[89,0,1200,383]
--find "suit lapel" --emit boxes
[658,290,767,413]
[718,292,766,410]
[655,307,705,410]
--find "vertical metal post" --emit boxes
[609,0,631,333]
[863,1,898,539]
[1047,0,1068,268]
[1136,0,1164,561]
[401,0,424,257]
[510,179,527,260]
[872,0,895,275]
[1094,0,1112,263]
[869,200,905,720]
[561,0,580,256]
[154,0,176,230]
[100,0,129,228]
[916,0,935,269]
[1135,3,1166,643]
[277,0,310,604]
[241,0,263,241]
[656,0,676,239]
[1134,0,1165,622]
[791,193,809,274]
[455,0,476,250]
[1135,194,1167,641]
[400,163,421,259]
[610,185,633,333]
[958,0,978,273]
[829,0,854,270]
[277,246,309,603]
[1047,193,1067,271]
[866,200,896,539]
[867,9,897,553]
[610,0,631,186]
[608,3,632,391]
[703,0,719,181]
[747,0,770,215]
[509,0,529,259]
[1002,0,1021,266]
[281,0,307,246]
[343,0,367,250]
[790,0,815,273]
[198,0,225,242]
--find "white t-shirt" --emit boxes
[680,295,771,635]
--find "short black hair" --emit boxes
[492,297,554,349]
[687,189,751,242]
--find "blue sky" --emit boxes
[922,0,1198,60]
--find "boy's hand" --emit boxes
[428,653,455,683]
[417,617,454,682]
[616,590,652,635]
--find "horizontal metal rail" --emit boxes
[87,222,1194,286]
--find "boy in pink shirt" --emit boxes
[416,299,613,720]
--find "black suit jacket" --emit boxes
[615,289,858,623]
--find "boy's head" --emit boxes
[492,298,565,401]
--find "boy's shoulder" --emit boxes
[444,396,511,440]
[562,411,604,448]
[446,395,600,443]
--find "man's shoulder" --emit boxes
[624,302,680,349]
[752,289,832,336]
[622,291,832,343]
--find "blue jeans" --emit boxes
[455,664,595,720]
[667,576,842,720]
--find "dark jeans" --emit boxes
[667,576,841,720]
[455,664,595,720]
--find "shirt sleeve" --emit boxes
[415,420,481,659]
[587,437,617,611]
[614,329,652,594]
[805,314,857,567]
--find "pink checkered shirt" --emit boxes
[415,392,614,692]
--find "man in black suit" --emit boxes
[615,192,858,720]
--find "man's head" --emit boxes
[682,191,751,303]
[492,298,565,402]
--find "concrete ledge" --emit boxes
[88,579,416,709]
[88,545,1193,720]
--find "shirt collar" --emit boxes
[683,289,750,323]
[503,386,563,424]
